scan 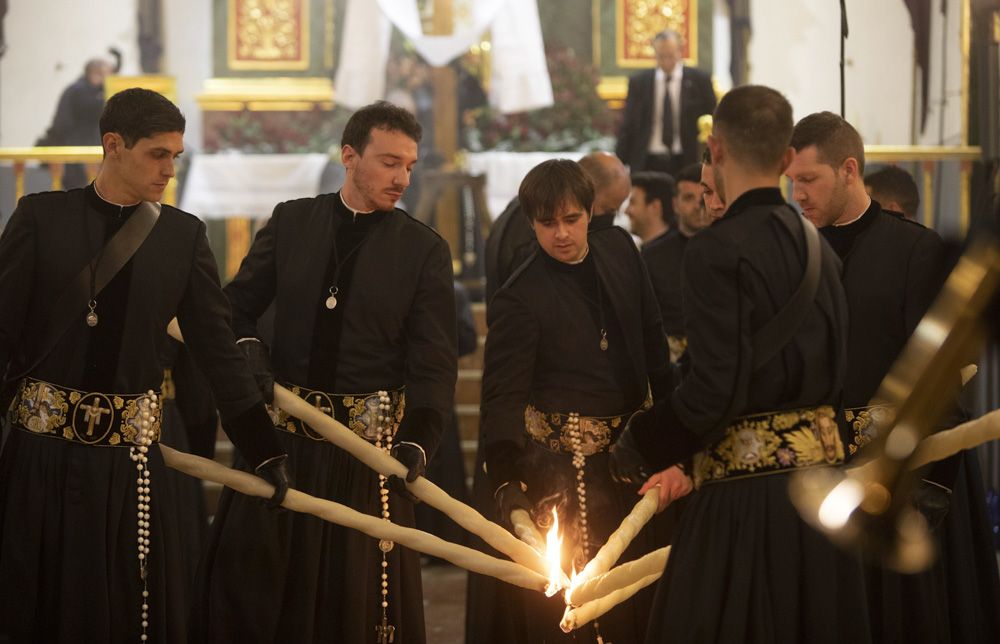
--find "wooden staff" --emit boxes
[166,319,550,578]
[567,546,669,607]
[160,445,548,591]
[572,487,659,588]
[560,572,661,633]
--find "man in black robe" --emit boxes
[0,88,288,644]
[484,153,631,302]
[612,85,871,643]
[466,159,686,643]
[633,165,711,363]
[864,164,921,220]
[194,101,457,643]
[788,111,1000,644]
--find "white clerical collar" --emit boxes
[93,181,140,208]
[566,245,590,265]
[834,196,872,227]
[339,191,375,216]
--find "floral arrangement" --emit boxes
[465,46,618,152]
[203,107,353,154]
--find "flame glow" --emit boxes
[544,508,565,597]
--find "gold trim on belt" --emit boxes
[14,377,162,447]
[693,406,843,487]
[269,383,405,443]
[524,404,630,456]
[844,404,895,456]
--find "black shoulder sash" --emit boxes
[752,206,822,370]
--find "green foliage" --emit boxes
[204,107,354,154]
[465,46,618,152]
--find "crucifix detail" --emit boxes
[80,400,110,436]
[312,394,332,415]
[375,616,395,644]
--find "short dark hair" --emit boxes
[713,85,793,172]
[790,111,866,174]
[518,159,594,222]
[676,163,702,185]
[342,100,422,156]
[865,165,920,218]
[100,88,185,148]
[630,171,676,225]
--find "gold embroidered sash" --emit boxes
[693,406,843,487]
[270,383,405,443]
[14,377,161,447]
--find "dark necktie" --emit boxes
[661,74,674,149]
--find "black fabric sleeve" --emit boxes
[174,221,283,467]
[223,204,281,340]
[0,197,36,379]
[903,228,945,336]
[480,287,538,487]
[395,237,458,453]
[632,235,754,468]
[636,241,672,399]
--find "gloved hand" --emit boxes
[387,441,427,503]
[609,412,653,486]
[239,338,274,405]
[495,481,532,529]
[912,479,952,531]
[255,454,292,509]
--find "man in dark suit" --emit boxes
[615,29,717,176]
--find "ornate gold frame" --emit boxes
[614,0,699,68]
[227,0,310,71]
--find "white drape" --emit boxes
[334,0,552,114]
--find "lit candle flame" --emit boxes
[544,508,565,597]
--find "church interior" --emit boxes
[1,1,1000,642]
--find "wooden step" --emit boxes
[458,336,485,370]
[472,302,487,337]
[455,369,482,405]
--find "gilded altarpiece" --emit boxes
[591,0,713,103]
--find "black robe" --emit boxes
[822,201,1000,644]
[632,188,871,644]
[641,228,688,337]
[466,226,672,644]
[0,185,281,643]
[194,191,458,643]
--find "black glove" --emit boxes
[609,413,653,486]
[387,441,427,503]
[255,454,292,509]
[240,339,274,405]
[911,479,952,531]
[495,481,532,529]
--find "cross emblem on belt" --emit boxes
[312,395,332,416]
[80,400,110,436]
[33,383,50,408]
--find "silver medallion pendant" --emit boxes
[325,287,339,310]
[86,299,99,327]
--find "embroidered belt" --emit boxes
[13,377,162,447]
[269,383,405,443]
[524,404,636,457]
[844,404,896,456]
[692,405,844,487]
[666,334,688,364]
